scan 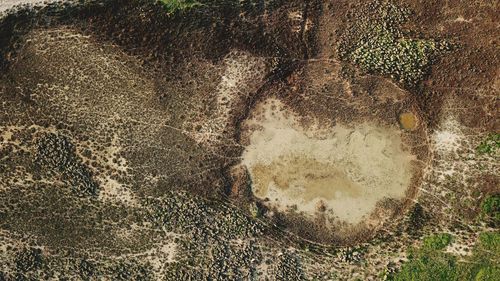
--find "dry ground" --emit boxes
[0,0,498,280]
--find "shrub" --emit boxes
[480,194,500,226]
[389,232,500,281]
[422,233,453,250]
[407,203,428,235]
[35,133,99,196]
[476,133,500,155]
[337,1,451,87]
[392,249,459,281]
[15,248,43,272]
[158,0,202,14]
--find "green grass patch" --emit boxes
[392,253,459,281]
[469,232,500,281]
[423,233,453,250]
[476,133,500,156]
[480,194,500,225]
[389,232,500,281]
[158,0,202,14]
[473,267,500,281]
[478,232,500,253]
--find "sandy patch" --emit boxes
[0,0,59,13]
[433,117,463,153]
[98,176,138,206]
[288,11,303,33]
[187,50,267,146]
[241,99,416,224]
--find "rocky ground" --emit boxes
[0,0,498,280]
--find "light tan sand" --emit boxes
[187,50,267,146]
[0,0,58,13]
[241,99,416,224]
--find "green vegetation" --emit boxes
[423,233,453,250]
[476,133,500,155]
[392,252,459,281]
[468,232,500,281]
[480,194,500,226]
[478,232,500,254]
[389,232,500,281]
[338,1,451,87]
[158,0,202,14]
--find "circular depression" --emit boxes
[240,98,421,242]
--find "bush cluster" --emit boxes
[158,0,202,14]
[476,133,500,155]
[338,1,451,87]
[389,232,500,281]
[35,133,99,196]
[480,194,500,226]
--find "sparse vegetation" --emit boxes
[158,0,202,14]
[35,133,99,197]
[275,251,305,281]
[0,0,497,280]
[476,133,500,155]
[338,1,451,87]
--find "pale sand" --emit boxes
[241,98,416,224]
[187,50,267,146]
[0,0,59,13]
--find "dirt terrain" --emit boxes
[241,98,417,240]
[0,0,498,280]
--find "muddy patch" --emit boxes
[399,112,418,131]
[241,99,416,226]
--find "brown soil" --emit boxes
[0,0,497,251]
